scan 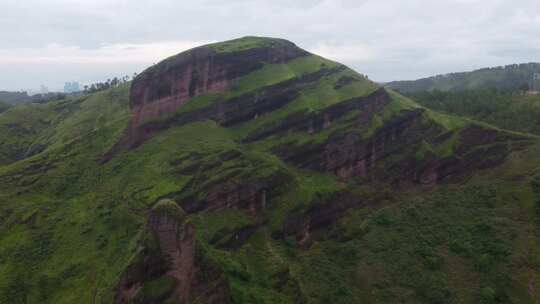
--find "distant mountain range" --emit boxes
[0,91,31,105]
[0,91,70,106]
[386,62,540,92]
[385,63,540,137]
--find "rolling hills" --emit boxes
[1,37,539,304]
[386,64,540,137]
[405,90,540,136]
[386,63,540,93]
[0,91,30,105]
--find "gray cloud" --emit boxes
[1,0,539,91]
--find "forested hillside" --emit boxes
[387,63,540,92]
[405,90,540,136]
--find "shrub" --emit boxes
[479,287,496,303]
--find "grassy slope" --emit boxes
[209,36,290,53]
[1,40,540,303]
[0,85,129,166]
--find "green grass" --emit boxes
[0,84,129,166]
[290,183,532,303]
[234,55,339,93]
[133,275,177,303]
[231,67,378,138]
[168,55,342,120]
[209,36,292,53]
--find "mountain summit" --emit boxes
[106,37,310,157]
[1,37,539,303]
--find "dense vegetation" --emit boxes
[387,63,540,92]
[83,75,133,94]
[403,90,540,135]
[1,37,539,303]
[0,100,9,113]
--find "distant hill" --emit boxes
[0,91,69,106]
[387,62,540,92]
[0,91,30,105]
[407,89,540,135]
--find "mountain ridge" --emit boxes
[386,62,540,92]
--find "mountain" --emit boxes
[0,91,30,105]
[405,90,540,136]
[386,63,540,92]
[0,91,69,106]
[386,63,540,137]
[1,37,540,304]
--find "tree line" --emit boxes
[83,73,137,93]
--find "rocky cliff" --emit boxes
[104,38,309,160]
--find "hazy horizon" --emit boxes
[2,0,539,91]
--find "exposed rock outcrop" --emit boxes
[272,108,434,181]
[274,192,365,248]
[244,87,390,142]
[103,38,309,161]
[273,108,527,185]
[129,40,307,128]
[178,173,288,214]
[115,201,230,304]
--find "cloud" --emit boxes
[0,41,210,64]
[309,43,373,63]
[1,0,540,90]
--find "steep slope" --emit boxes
[387,62,540,92]
[1,37,540,304]
[0,85,129,165]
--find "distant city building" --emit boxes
[64,82,81,93]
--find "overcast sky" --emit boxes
[1,0,540,91]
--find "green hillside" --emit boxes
[1,37,540,304]
[0,101,9,113]
[387,63,540,92]
[405,90,540,136]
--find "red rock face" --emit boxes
[147,213,194,303]
[116,43,308,151]
[178,173,289,215]
[129,48,227,130]
[115,210,231,304]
